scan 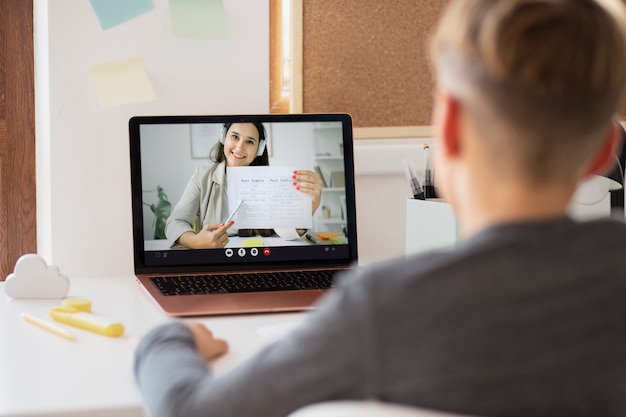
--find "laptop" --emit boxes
[129,113,358,316]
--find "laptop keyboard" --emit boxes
[149,270,338,296]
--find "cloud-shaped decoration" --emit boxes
[5,254,70,299]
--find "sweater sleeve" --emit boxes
[134,270,380,417]
[165,166,203,248]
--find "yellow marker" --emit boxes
[21,312,76,341]
[62,297,92,312]
[49,306,125,337]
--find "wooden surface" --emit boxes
[0,0,37,280]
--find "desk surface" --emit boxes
[0,276,304,417]
[145,235,312,251]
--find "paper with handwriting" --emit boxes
[227,166,312,229]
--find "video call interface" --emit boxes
[133,117,356,267]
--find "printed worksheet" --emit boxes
[227,166,312,229]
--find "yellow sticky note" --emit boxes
[88,57,157,108]
[243,237,264,248]
[169,0,229,40]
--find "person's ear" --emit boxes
[433,90,462,158]
[584,123,623,177]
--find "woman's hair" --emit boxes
[209,122,269,166]
[430,0,626,182]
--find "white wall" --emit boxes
[139,123,211,238]
[35,0,427,277]
[37,0,270,277]
[353,139,431,265]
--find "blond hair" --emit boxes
[431,0,626,182]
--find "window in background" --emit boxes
[270,0,302,113]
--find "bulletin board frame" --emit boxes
[290,0,444,139]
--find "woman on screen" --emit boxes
[165,122,322,249]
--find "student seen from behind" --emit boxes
[135,1,626,416]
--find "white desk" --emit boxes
[0,276,304,417]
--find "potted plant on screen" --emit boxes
[144,185,171,240]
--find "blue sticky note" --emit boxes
[89,0,154,30]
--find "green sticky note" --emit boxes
[88,57,157,108]
[169,0,229,40]
[329,236,347,245]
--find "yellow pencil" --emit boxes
[21,312,77,341]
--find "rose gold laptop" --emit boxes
[129,114,358,316]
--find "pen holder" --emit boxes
[405,199,458,256]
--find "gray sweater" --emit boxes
[135,217,626,417]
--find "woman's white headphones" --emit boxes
[220,123,266,157]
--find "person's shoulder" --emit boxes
[578,217,626,233]
[193,161,224,179]
[344,249,466,294]
[332,218,626,319]
[573,217,626,248]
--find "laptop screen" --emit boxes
[129,114,358,274]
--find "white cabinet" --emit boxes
[312,122,346,232]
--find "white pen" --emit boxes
[225,200,244,223]
[21,312,77,341]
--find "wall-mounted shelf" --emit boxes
[313,123,346,232]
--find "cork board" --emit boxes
[302,0,446,133]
